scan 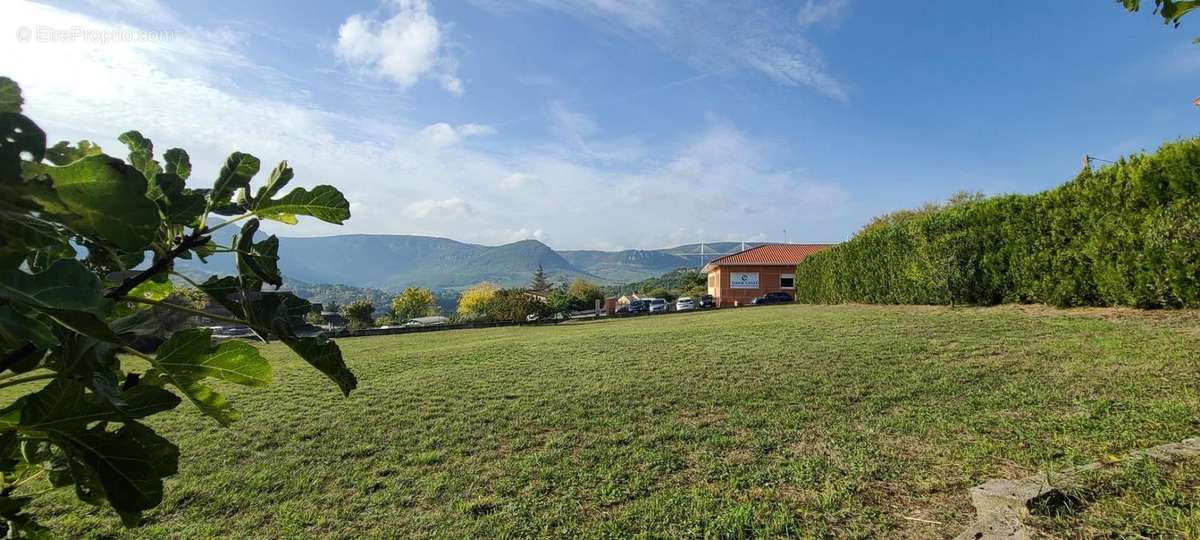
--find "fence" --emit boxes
[329,301,787,339]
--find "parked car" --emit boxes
[675,297,695,311]
[647,298,668,313]
[619,299,650,314]
[698,294,716,308]
[211,325,255,339]
[404,316,450,327]
[751,291,793,305]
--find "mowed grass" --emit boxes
[20,304,1200,538]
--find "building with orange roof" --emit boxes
[701,244,832,307]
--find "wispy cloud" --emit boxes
[488,0,850,100]
[82,0,178,26]
[797,0,850,28]
[403,197,475,218]
[420,122,496,147]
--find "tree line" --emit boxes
[328,265,609,327]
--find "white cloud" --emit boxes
[420,122,496,146]
[335,0,462,94]
[499,172,538,190]
[506,228,550,243]
[403,198,475,218]
[495,0,849,100]
[522,0,668,32]
[544,101,645,163]
[797,0,850,28]
[548,100,598,142]
[83,0,178,26]
[0,1,851,251]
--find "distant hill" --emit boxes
[177,224,769,291]
[557,249,692,282]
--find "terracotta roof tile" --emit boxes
[702,244,833,271]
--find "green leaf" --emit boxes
[252,185,350,225]
[0,259,106,315]
[147,329,243,424]
[109,309,159,337]
[38,332,122,408]
[210,152,260,207]
[202,340,271,386]
[172,378,238,425]
[0,77,21,113]
[0,211,67,256]
[162,148,191,180]
[150,173,207,225]
[0,305,58,349]
[194,279,356,396]
[28,155,161,251]
[0,495,31,517]
[58,429,163,513]
[247,292,312,330]
[153,328,211,366]
[1162,0,1200,23]
[43,309,121,344]
[0,112,46,180]
[119,422,178,477]
[119,385,183,418]
[20,378,94,431]
[197,275,243,315]
[127,279,173,303]
[18,379,180,433]
[234,219,282,288]
[250,160,293,207]
[117,131,161,182]
[44,140,102,166]
[66,452,106,505]
[155,329,270,387]
[282,335,356,397]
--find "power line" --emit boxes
[1084,154,1117,168]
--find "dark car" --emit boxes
[751,292,793,305]
[698,294,716,308]
[618,299,650,314]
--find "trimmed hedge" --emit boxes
[794,138,1200,308]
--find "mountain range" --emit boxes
[177,224,763,291]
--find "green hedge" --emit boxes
[795,138,1200,308]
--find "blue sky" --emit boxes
[2,0,1197,249]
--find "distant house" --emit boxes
[523,290,550,303]
[616,293,643,307]
[701,244,832,307]
[320,311,348,328]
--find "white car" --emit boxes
[675,297,695,311]
[404,316,450,327]
[647,298,668,313]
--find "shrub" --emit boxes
[457,282,498,319]
[566,279,604,310]
[546,288,574,317]
[340,299,375,329]
[480,289,549,321]
[795,138,1200,308]
[391,287,439,320]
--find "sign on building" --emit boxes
[730,272,759,289]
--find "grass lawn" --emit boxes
[18,304,1200,538]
